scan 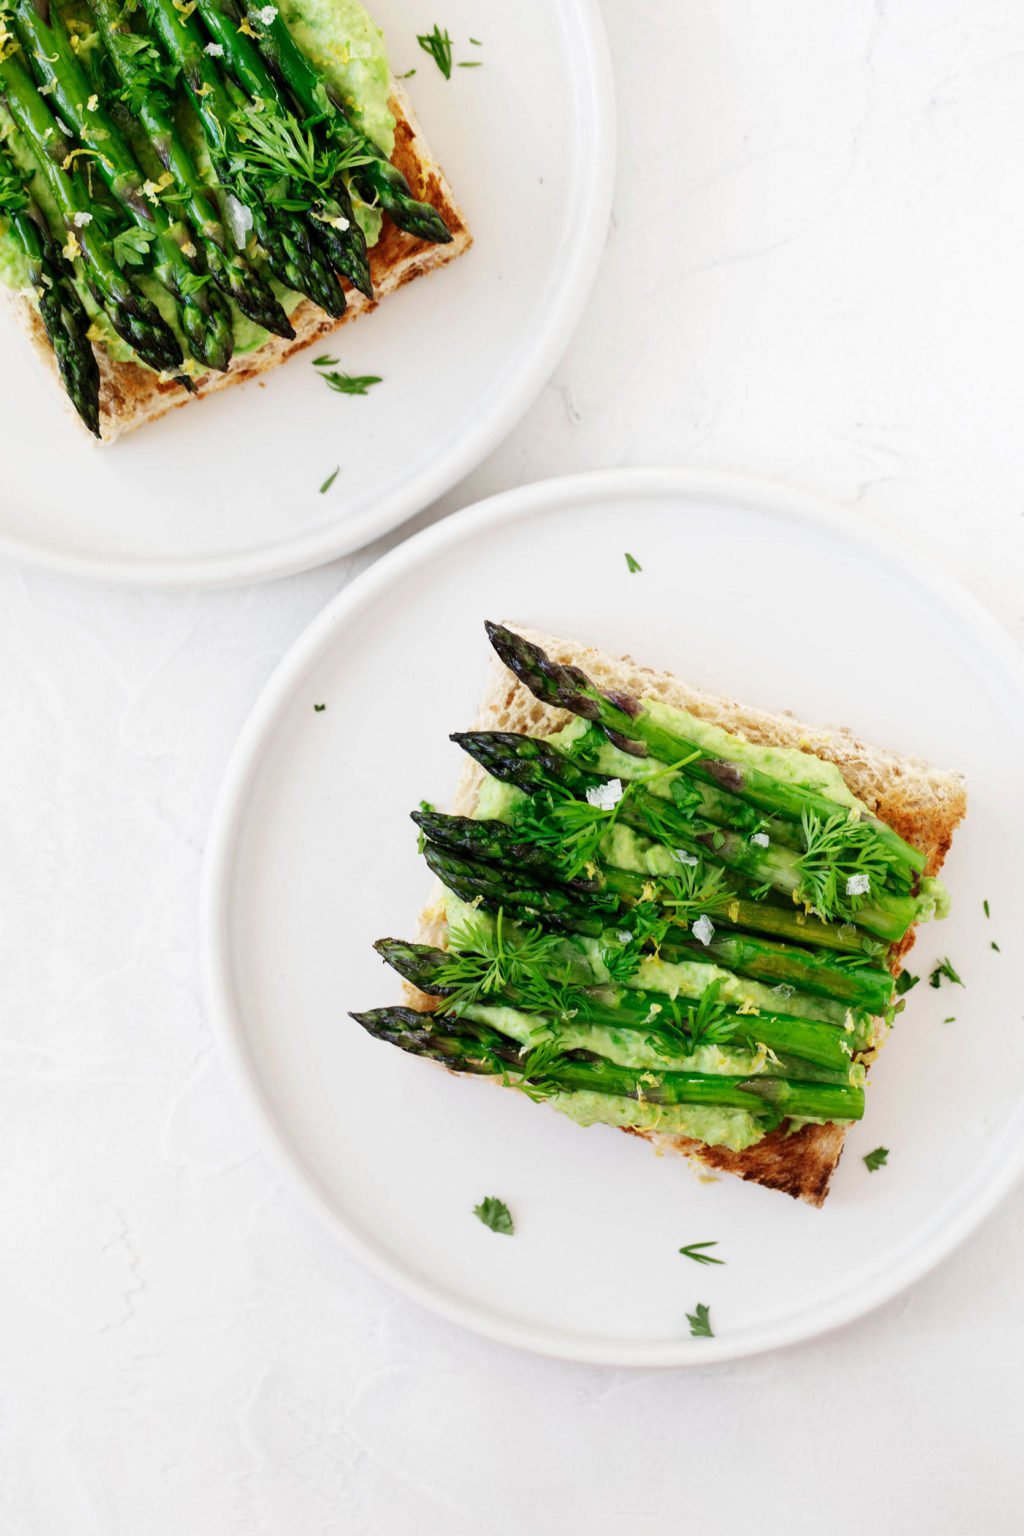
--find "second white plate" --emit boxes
[202,469,1024,1364]
[0,0,613,586]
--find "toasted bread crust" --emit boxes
[415,625,967,1207]
[7,79,470,441]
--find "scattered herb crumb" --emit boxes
[679,1241,724,1266]
[863,1146,889,1172]
[624,551,642,574]
[984,899,990,919]
[457,61,482,68]
[895,970,919,996]
[473,1196,514,1235]
[312,355,339,367]
[319,467,339,494]
[929,958,964,989]
[313,703,326,712]
[416,799,435,855]
[686,1303,714,1338]
[322,372,382,396]
[469,36,482,45]
[991,941,1001,953]
[396,67,416,77]
[944,1016,956,1024]
[417,23,453,77]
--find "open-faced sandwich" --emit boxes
[0,0,468,440]
[353,623,967,1207]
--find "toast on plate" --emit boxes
[357,624,966,1207]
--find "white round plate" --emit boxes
[0,0,612,588]
[202,469,1024,1365]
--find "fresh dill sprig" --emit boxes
[437,909,565,1011]
[659,861,733,925]
[516,1036,567,1102]
[229,102,370,204]
[511,788,621,881]
[680,980,736,1049]
[796,808,896,923]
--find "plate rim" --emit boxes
[200,466,1024,1366]
[0,0,615,591]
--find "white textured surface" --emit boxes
[2,1,1023,1529]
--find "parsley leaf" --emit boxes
[319,467,339,494]
[624,551,642,574]
[895,970,919,995]
[112,225,155,267]
[473,1196,514,1235]
[863,1146,889,1172]
[321,372,382,396]
[679,1241,724,1266]
[929,957,963,989]
[417,24,453,78]
[686,1302,714,1338]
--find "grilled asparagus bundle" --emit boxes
[0,0,450,427]
[354,626,954,1159]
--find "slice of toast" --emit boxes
[415,625,967,1206]
[6,78,470,442]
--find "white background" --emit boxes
[2,1,1023,1530]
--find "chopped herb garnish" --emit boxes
[313,703,326,712]
[469,36,482,45]
[473,1196,514,1235]
[929,957,963,989]
[457,61,482,68]
[863,1146,889,1172]
[396,67,416,78]
[679,1241,724,1266]
[319,467,339,494]
[686,1303,714,1338]
[112,225,156,267]
[796,808,898,924]
[624,551,642,574]
[895,970,919,995]
[437,909,566,1013]
[321,372,383,396]
[991,941,1001,953]
[417,24,453,78]
[313,355,340,367]
[943,1016,956,1023]
[984,899,990,919]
